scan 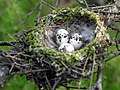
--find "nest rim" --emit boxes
[26,7,109,65]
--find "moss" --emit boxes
[25,7,109,66]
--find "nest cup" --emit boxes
[27,7,108,64]
[25,7,109,89]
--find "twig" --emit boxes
[0,41,15,46]
[76,0,85,5]
[94,11,120,15]
[78,57,89,89]
[71,69,83,76]
[89,52,96,90]
[55,0,60,8]
[83,0,89,8]
[101,52,120,63]
[85,67,104,78]
[61,84,87,90]
[115,41,120,51]
[51,77,61,90]
[22,2,42,24]
[24,69,48,73]
[94,62,102,90]
[12,52,32,58]
[89,4,115,10]
[7,33,16,41]
[37,0,43,19]
[0,49,13,63]
[44,74,52,89]
[9,63,15,73]
[58,60,69,69]
[108,25,120,32]
[42,1,56,10]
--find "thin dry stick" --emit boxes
[94,62,102,90]
[22,0,44,24]
[61,84,87,90]
[55,0,60,8]
[37,0,43,19]
[89,51,96,90]
[44,74,52,89]
[83,0,89,8]
[108,25,120,32]
[22,0,56,25]
[9,63,15,73]
[42,0,56,10]
[7,33,16,41]
[0,41,15,46]
[89,4,116,10]
[51,77,61,90]
[102,52,120,63]
[78,58,89,89]
[76,0,85,5]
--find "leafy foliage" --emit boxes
[2,75,38,90]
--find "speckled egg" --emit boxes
[69,33,83,50]
[56,29,69,46]
[58,43,74,53]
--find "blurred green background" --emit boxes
[0,0,120,90]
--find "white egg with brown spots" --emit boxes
[69,33,83,50]
[58,43,74,53]
[56,29,69,45]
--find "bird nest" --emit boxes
[0,7,110,89]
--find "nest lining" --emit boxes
[44,20,96,49]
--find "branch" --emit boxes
[89,52,96,89]
[22,2,41,24]
[94,62,102,90]
[83,0,89,8]
[42,1,56,10]
[108,25,120,32]
[22,0,56,25]
[101,52,120,63]
[0,41,15,46]
[76,0,85,5]
[51,77,61,90]
[44,74,52,90]
[61,84,87,90]
[89,4,115,10]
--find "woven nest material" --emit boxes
[27,7,108,63]
[22,7,109,89]
[0,7,110,89]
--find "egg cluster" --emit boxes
[56,29,83,53]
